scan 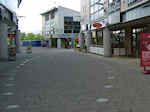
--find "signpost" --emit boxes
[140,33,150,74]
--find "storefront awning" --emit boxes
[108,16,150,31]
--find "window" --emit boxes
[51,13,55,19]
[64,30,72,33]
[45,15,49,21]
[128,0,142,6]
[91,14,95,21]
[73,30,80,33]
[109,0,113,4]
[91,6,95,14]
[64,17,73,22]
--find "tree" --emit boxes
[35,33,44,40]
[21,32,27,40]
[27,33,35,40]
[21,32,45,40]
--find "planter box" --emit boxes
[113,48,126,56]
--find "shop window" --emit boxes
[112,30,125,48]
[97,31,103,46]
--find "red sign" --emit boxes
[93,23,102,28]
[140,33,150,67]
[8,34,16,38]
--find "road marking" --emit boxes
[6,105,20,110]
[23,61,27,64]
[2,92,14,96]
[17,66,20,69]
[104,85,113,89]
[107,76,115,80]
[5,84,14,87]
[8,77,15,81]
[20,64,24,66]
[96,98,109,103]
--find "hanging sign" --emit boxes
[8,33,16,38]
[93,23,102,28]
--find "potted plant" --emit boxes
[26,44,32,54]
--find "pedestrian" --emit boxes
[69,41,72,49]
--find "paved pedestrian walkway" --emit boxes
[85,53,150,112]
[1,48,150,112]
[0,47,32,73]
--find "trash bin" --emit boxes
[8,45,16,61]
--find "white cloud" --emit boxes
[17,0,80,34]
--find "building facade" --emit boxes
[109,0,150,57]
[0,0,21,59]
[80,0,109,56]
[80,0,90,49]
[80,0,150,57]
[41,6,80,48]
[80,0,90,28]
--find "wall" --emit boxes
[108,10,120,24]
[108,0,121,24]
[121,0,128,12]
[89,47,104,55]
[121,0,149,12]
[80,0,90,25]
[42,16,46,37]
[122,2,150,22]
[54,9,63,34]
[42,6,80,38]
[55,6,80,34]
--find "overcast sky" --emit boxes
[17,0,80,34]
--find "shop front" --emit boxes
[111,30,126,56]
[89,28,104,55]
[109,16,150,57]
[50,34,80,49]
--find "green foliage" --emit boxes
[27,33,35,40]
[27,44,32,50]
[81,44,87,50]
[21,32,44,41]
[35,33,44,40]
[21,32,26,40]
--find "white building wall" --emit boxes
[80,0,90,25]
[41,6,80,38]
[54,8,63,34]
[121,0,149,12]
[123,3,150,22]
[108,10,120,24]
[55,6,80,34]
[42,16,46,37]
